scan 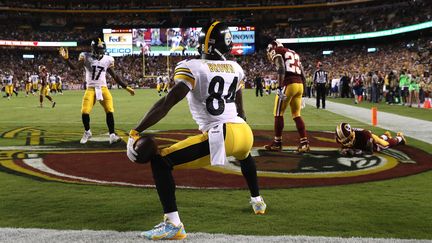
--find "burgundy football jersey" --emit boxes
[273,47,303,85]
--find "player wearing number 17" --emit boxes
[265,40,310,152]
[126,21,265,240]
[59,38,135,144]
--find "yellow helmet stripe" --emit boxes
[336,124,345,140]
[204,21,220,54]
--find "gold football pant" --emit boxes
[81,86,114,114]
[156,84,162,92]
[273,83,303,118]
[39,85,50,96]
[161,123,254,169]
[25,83,32,93]
[5,85,13,95]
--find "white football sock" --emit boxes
[251,196,263,203]
[165,211,181,226]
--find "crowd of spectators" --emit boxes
[0,0,429,42]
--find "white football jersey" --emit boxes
[163,76,170,84]
[156,76,163,84]
[174,59,245,132]
[49,75,57,84]
[4,75,13,85]
[264,78,271,86]
[79,52,114,88]
[30,75,39,84]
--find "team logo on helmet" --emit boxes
[91,38,106,59]
[266,40,283,61]
[335,123,355,147]
[224,32,232,46]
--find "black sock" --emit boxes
[106,112,115,134]
[151,155,177,213]
[240,154,260,197]
[82,114,90,131]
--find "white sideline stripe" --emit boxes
[304,99,432,144]
[20,158,223,190]
[0,228,429,243]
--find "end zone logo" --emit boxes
[1,128,431,189]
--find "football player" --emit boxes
[264,76,271,95]
[156,74,163,96]
[126,21,266,240]
[49,72,57,95]
[25,72,33,96]
[38,65,56,108]
[3,70,14,99]
[335,123,406,155]
[162,75,169,93]
[30,72,39,94]
[265,40,310,152]
[59,38,135,144]
[56,74,63,95]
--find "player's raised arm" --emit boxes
[59,47,83,70]
[106,67,135,95]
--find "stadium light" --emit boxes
[277,20,432,44]
[322,50,333,55]
[23,54,35,59]
[367,48,377,53]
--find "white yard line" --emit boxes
[0,228,429,243]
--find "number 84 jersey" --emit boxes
[79,52,114,88]
[174,59,245,132]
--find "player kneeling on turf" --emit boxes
[335,123,407,156]
[126,21,266,241]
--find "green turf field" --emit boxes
[0,89,431,239]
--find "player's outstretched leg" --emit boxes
[265,116,284,151]
[80,114,92,144]
[106,112,121,144]
[240,154,266,215]
[141,155,187,240]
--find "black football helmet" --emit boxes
[91,38,106,59]
[198,21,232,60]
[335,123,356,147]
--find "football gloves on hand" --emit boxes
[276,88,287,101]
[59,47,69,60]
[126,86,135,96]
[126,129,140,162]
[340,148,363,156]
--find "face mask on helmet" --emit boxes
[198,21,232,60]
[91,38,106,59]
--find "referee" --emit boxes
[313,62,328,109]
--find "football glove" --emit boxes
[126,86,135,96]
[126,129,140,162]
[276,88,287,100]
[59,47,69,60]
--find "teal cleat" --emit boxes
[140,217,187,240]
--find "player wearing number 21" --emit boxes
[265,40,310,153]
[126,21,265,240]
[59,38,135,144]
